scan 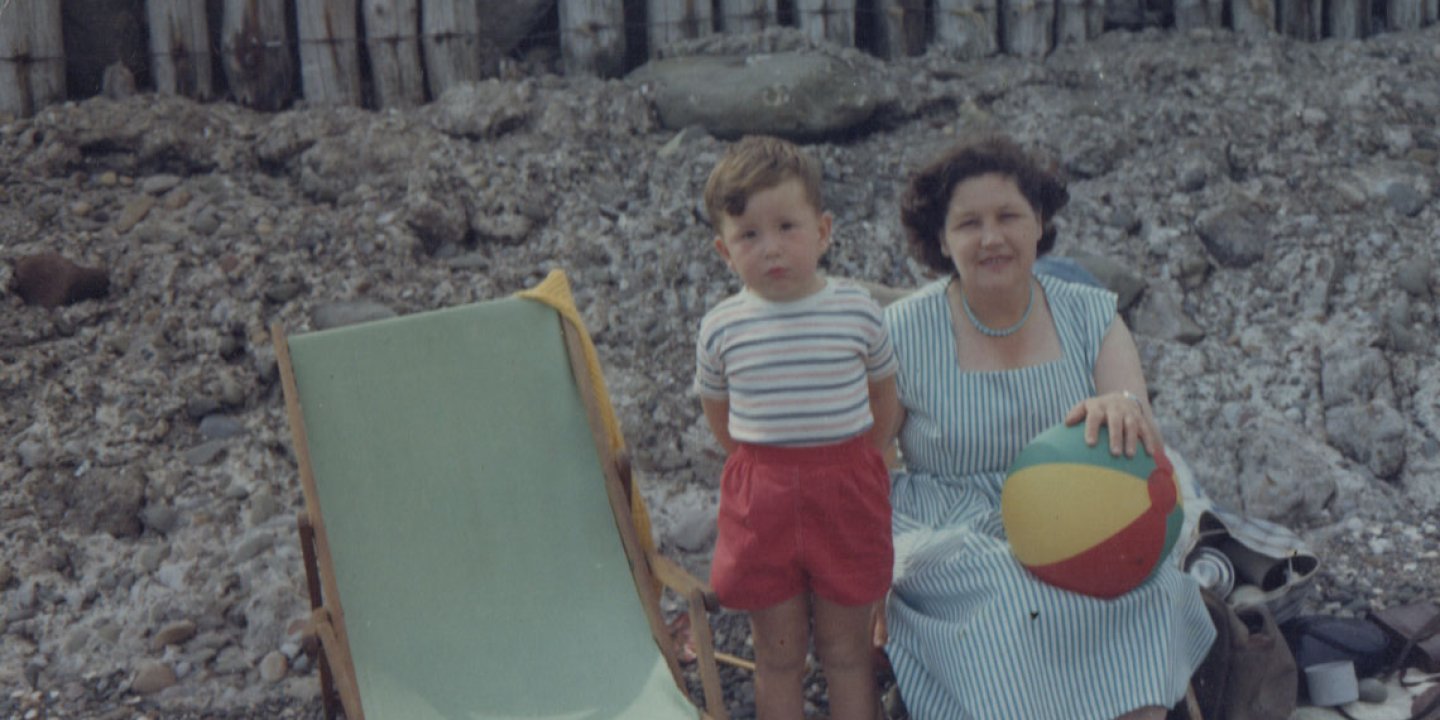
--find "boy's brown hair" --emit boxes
[703,135,823,229]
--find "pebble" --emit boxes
[129,661,176,695]
[141,175,182,195]
[199,414,246,441]
[1396,257,1433,298]
[191,207,222,236]
[1385,181,1426,217]
[231,531,274,563]
[247,490,282,527]
[1356,677,1387,703]
[258,651,288,683]
[186,397,223,420]
[162,188,192,211]
[114,194,157,234]
[151,620,198,650]
[141,505,180,535]
[183,440,230,466]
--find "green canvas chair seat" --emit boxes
[276,272,726,720]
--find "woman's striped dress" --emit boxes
[883,274,1216,720]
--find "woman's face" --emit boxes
[941,173,1043,291]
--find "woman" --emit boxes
[879,135,1215,720]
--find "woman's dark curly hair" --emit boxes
[900,135,1069,275]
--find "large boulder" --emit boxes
[630,51,892,140]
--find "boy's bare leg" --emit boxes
[814,597,880,720]
[751,594,811,720]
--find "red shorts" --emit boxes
[710,435,893,611]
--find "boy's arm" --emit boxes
[867,374,902,454]
[700,396,736,455]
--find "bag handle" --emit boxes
[1386,607,1440,686]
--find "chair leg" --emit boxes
[688,588,729,720]
[298,514,339,720]
[1184,683,1203,720]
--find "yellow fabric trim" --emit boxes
[516,270,658,560]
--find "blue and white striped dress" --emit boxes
[883,274,1216,720]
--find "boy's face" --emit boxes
[713,178,832,303]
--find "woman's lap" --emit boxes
[887,471,1217,720]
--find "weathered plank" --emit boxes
[0,0,66,117]
[1174,0,1223,30]
[717,0,779,33]
[221,0,295,111]
[423,0,486,98]
[1087,0,1108,36]
[1000,0,1053,57]
[558,0,626,77]
[1055,0,1094,43]
[1386,0,1424,28]
[1279,0,1322,37]
[934,0,999,59]
[646,0,715,54]
[872,0,926,58]
[1230,0,1276,34]
[363,0,425,107]
[296,0,362,106]
[1326,0,1370,38]
[796,0,856,46]
[147,0,213,99]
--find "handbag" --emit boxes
[1185,588,1299,720]
[1371,601,1440,674]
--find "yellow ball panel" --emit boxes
[1001,462,1151,565]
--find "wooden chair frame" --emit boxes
[275,308,729,720]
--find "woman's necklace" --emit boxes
[959,279,1034,338]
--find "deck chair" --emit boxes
[275,270,728,720]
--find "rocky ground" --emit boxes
[2,22,1439,720]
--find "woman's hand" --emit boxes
[1063,390,1163,458]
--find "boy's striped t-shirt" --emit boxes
[695,279,897,447]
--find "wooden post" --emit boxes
[422,0,486,98]
[646,0,714,54]
[1424,0,1437,25]
[1326,0,1370,37]
[221,0,295,111]
[872,0,926,58]
[934,0,998,59]
[796,0,856,46]
[1087,0,1107,36]
[1279,0,1322,37]
[362,0,425,107]
[558,0,626,77]
[1174,0,1223,29]
[1055,0,1090,43]
[147,0,214,99]
[1000,0,1053,57]
[296,0,363,106]
[1386,0,1424,28]
[716,0,779,33]
[0,0,66,117]
[1230,0,1275,34]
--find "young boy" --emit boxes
[695,135,901,720]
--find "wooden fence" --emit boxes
[2,0,1437,117]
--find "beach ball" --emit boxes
[1001,422,1182,599]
